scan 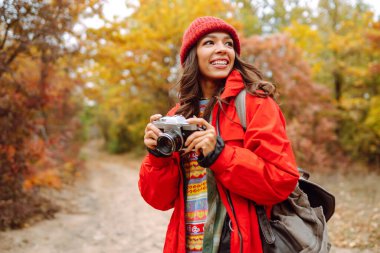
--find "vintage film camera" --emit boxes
[152,115,203,155]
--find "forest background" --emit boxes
[0,0,379,250]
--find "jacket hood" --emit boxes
[220,69,245,100]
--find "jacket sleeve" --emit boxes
[138,153,180,211]
[210,96,299,205]
[138,104,182,211]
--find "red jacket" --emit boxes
[139,70,299,253]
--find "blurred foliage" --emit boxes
[231,0,380,167]
[231,0,315,34]
[280,1,380,166]
[0,0,102,229]
[241,34,346,171]
[82,0,237,153]
[80,0,379,169]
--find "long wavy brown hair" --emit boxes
[175,47,277,120]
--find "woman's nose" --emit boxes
[215,41,227,53]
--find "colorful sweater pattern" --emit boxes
[183,99,209,253]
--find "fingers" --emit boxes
[145,123,161,136]
[186,117,213,130]
[183,117,217,155]
[145,128,159,140]
[193,136,217,156]
[184,130,217,156]
[145,114,163,135]
[150,114,162,123]
[184,130,211,147]
[194,139,209,156]
[144,114,163,149]
[144,137,158,150]
[185,120,216,146]
[144,128,159,149]
[184,134,203,153]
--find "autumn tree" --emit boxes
[0,0,102,229]
[336,18,380,165]
[284,1,379,166]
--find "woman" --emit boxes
[139,16,299,253]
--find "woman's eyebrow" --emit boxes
[202,34,232,40]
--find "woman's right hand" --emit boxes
[144,114,163,150]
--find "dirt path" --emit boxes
[0,141,171,253]
[0,141,373,253]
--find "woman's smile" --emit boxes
[210,58,230,68]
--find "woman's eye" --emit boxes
[225,41,233,47]
[204,40,214,45]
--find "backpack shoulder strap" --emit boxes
[235,89,247,130]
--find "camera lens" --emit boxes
[156,130,183,155]
[156,137,173,155]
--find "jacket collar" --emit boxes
[220,69,245,100]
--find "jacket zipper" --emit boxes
[225,189,243,253]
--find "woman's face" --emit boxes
[196,32,235,82]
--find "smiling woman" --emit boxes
[138,16,301,253]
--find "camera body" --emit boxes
[152,115,200,155]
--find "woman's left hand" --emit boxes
[184,117,217,156]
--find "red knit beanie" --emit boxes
[180,16,240,65]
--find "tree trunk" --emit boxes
[333,70,343,103]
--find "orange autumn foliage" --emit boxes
[0,0,102,229]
